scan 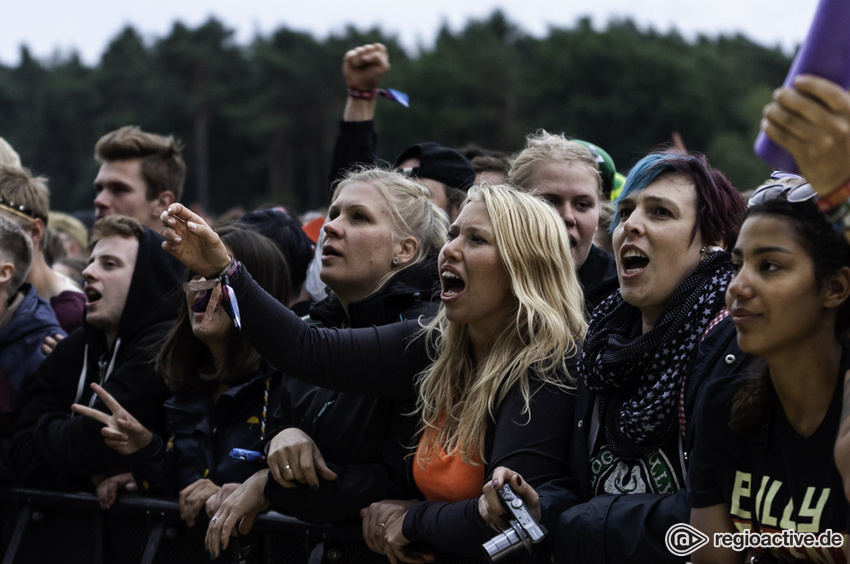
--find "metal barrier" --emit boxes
[0,486,483,564]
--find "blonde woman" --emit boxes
[160,184,586,561]
[508,131,619,316]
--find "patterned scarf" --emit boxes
[580,252,734,458]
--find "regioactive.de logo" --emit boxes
[665,523,710,556]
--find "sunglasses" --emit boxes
[747,171,817,208]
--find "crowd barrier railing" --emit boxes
[0,486,481,564]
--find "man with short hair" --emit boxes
[93,126,186,231]
[0,216,64,480]
[10,215,184,490]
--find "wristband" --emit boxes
[347,87,379,100]
[815,179,850,213]
[218,255,238,279]
[347,87,410,108]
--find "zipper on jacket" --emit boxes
[98,356,108,384]
[313,400,336,424]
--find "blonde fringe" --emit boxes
[414,185,587,466]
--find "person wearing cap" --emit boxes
[393,142,475,221]
[329,43,475,221]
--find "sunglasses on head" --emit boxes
[747,171,817,208]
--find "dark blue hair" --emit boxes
[611,149,746,249]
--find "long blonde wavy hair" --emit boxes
[416,184,587,465]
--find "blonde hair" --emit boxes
[0,137,21,168]
[416,184,587,465]
[0,165,50,250]
[508,130,602,199]
[48,211,89,252]
[330,167,449,293]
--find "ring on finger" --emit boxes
[283,464,292,471]
[376,522,386,528]
[211,516,219,524]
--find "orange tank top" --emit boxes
[412,429,485,503]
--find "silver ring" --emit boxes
[283,464,292,471]
[211,516,219,524]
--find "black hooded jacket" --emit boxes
[10,227,185,489]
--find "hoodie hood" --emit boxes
[84,226,186,347]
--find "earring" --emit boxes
[392,257,399,265]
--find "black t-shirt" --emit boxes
[689,355,849,563]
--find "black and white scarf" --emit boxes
[580,252,734,458]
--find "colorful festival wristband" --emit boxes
[816,179,850,213]
[347,87,410,107]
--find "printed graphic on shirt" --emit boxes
[590,445,681,495]
[730,470,847,562]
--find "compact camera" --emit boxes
[482,484,548,563]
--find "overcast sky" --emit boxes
[2,0,819,66]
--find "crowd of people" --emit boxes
[2,41,850,564]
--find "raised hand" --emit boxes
[343,43,390,91]
[71,382,152,455]
[762,74,850,194]
[267,427,338,488]
[159,203,230,278]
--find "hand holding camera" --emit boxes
[482,483,548,563]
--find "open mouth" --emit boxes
[85,287,102,305]
[441,270,466,296]
[622,249,649,274]
[322,246,341,258]
[568,235,578,248]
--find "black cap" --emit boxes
[394,142,475,191]
[240,209,315,291]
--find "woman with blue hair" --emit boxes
[481,148,748,563]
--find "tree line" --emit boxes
[0,11,792,215]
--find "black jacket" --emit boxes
[538,316,748,563]
[10,227,184,489]
[577,245,619,317]
[229,263,573,559]
[328,119,379,192]
[262,260,439,524]
[123,363,282,494]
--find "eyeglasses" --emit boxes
[747,171,817,208]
